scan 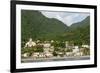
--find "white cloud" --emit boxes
[40,11,89,26]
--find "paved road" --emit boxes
[21,56,90,63]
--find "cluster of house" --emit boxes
[22,38,90,59]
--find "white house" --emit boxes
[45,53,53,58]
[65,41,69,48]
[82,45,89,48]
[38,53,45,58]
[74,52,83,56]
[65,52,73,56]
[51,40,54,43]
[43,43,51,48]
[31,52,39,58]
[73,46,79,53]
[22,53,29,57]
[36,40,40,43]
[24,38,36,48]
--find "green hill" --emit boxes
[21,10,90,45]
[62,16,90,45]
[21,10,69,41]
[70,16,90,29]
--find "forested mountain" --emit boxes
[63,16,90,45]
[21,10,69,41]
[21,10,90,45]
[70,16,90,29]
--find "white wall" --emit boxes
[0,0,99,73]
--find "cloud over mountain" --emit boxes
[41,11,89,26]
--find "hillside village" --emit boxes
[21,38,90,60]
[21,10,90,62]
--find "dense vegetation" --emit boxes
[21,10,90,47]
[21,10,68,42]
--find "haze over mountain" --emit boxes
[41,11,89,26]
[70,16,90,29]
[67,16,90,44]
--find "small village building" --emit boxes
[73,46,79,53]
[65,41,69,48]
[82,45,89,48]
[31,52,39,58]
[36,40,40,43]
[24,38,36,48]
[44,52,53,58]
[65,52,73,56]
[22,53,29,57]
[51,40,54,43]
[43,43,51,48]
[73,50,83,56]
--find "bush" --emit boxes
[51,41,65,48]
[83,48,90,55]
[53,52,58,56]
[21,47,35,56]
[66,48,73,52]
[35,45,44,52]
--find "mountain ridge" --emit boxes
[21,10,69,41]
[70,16,90,29]
[21,10,90,45]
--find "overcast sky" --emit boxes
[40,11,90,26]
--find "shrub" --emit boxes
[53,52,58,56]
